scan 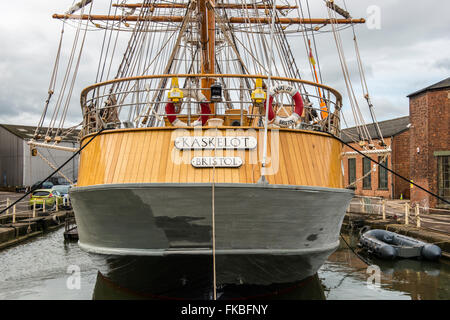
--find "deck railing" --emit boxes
[79,74,343,136]
[347,195,450,236]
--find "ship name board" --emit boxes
[191,157,243,168]
[175,136,257,150]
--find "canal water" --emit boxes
[0,228,448,300]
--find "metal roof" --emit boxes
[407,77,450,98]
[0,124,80,143]
[341,116,410,143]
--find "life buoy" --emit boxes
[165,90,211,127]
[264,84,304,127]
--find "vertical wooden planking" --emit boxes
[126,131,141,183]
[170,129,184,183]
[102,132,116,184]
[143,130,158,182]
[76,128,343,188]
[157,131,171,182]
[136,131,152,183]
[282,131,300,185]
[287,130,307,185]
[320,136,334,187]
[113,132,130,183]
[132,131,147,183]
[299,133,318,186]
[165,130,178,183]
[149,131,163,182]
[87,138,102,185]
[279,132,294,185]
[311,135,327,186]
[107,133,124,184]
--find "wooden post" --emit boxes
[416,205,421,228]
[56,199,59,212]
[43,200,46,213]
[12,205,16,223]
[382,200,386,221]
[404,202,409,225]
[6,198,10,215]
[33,201,36,218]
[360,198,365,214]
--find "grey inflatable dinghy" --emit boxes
[359,229,441,261]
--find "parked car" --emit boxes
[51,185,72,209]
[29,177,70,192]
[29,189,64,211]
[30,180,54,191]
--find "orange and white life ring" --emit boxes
[264,84,304,127]
[165,90,211,127]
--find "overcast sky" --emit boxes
[0,0,449,128]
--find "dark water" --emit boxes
[0,228,448,300]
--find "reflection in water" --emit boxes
[370,256,446,300]
[323,232,449,300]
[92,270,325,300]
[0,228,448,300]
[90,254,326,300]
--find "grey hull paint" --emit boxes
[70,183,353,285]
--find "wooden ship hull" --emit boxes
[70,127,353,290]
[38,0,372,298]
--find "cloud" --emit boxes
[0,0,448,131]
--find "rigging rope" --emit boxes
[260,0,278,182]
[329,131,450,205]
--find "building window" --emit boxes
[378,156,388,190]
[437,156,450,205]
[362,158,371,190]
[348,158,356,186]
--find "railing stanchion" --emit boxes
[404,202,409,225]
[416,205,421,228]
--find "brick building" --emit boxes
[341,116,410,199]
[408,78,450,209]
[341,77,450,209]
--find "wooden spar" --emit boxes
[66,0,93,14]
[207,0,216,109]
[198,0,215,113]
[27,141,78,153]
[52,14,365,25]
[112,3,299,10]
[228,17,365,24]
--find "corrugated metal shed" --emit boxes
[0,124,80,188]
[0,126,23,186]
[0,124,79,142]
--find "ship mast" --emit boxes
[199,0,215,112]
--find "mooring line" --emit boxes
[326,129,449,266]
[327,131,450,205]
[339,233,371,266]
[211,129,217,300]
